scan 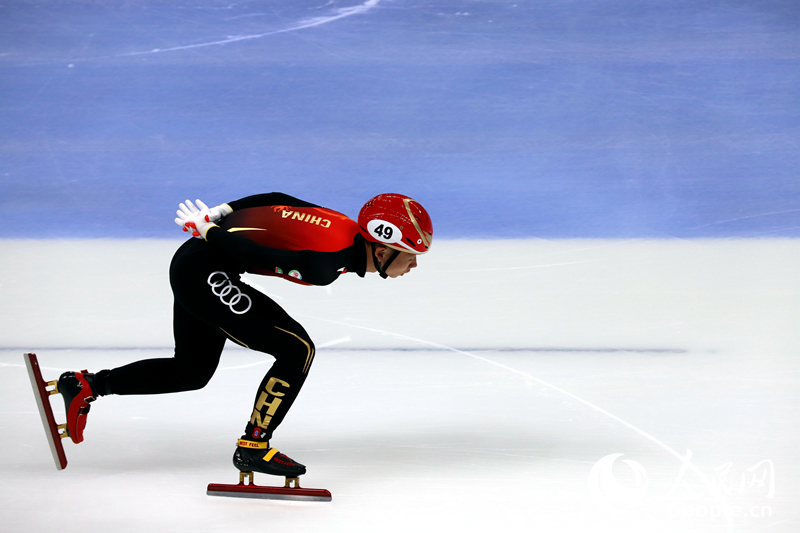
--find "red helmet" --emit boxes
[358,194,433,254]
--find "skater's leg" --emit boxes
[202,282,315,477]
[96,300,227,395]
[231,320,314,478]
[243,319,315,441]
[208,287,315,442]
[169,242,316,475]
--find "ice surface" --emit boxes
[1,238,798,532]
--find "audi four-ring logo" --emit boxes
[207,271,252,314]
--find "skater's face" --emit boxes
[373,245,418,278]
[384,250,418,278]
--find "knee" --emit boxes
[272,327,316,374]
[291,334,316,374]
[178,368,216,391]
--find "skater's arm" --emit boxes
[206,226,308,269]
[205,227,348,285]
[227,193,320,212]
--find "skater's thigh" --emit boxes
[173,267,311,359]
[172,299,227,366]
[215,283,313,358]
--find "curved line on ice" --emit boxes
[217,335,351,370]
[297,313,734,531]
[117,0,382,57]
[218,360,271,371]
[690,208,800,230]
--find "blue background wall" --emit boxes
[1,0,798,239]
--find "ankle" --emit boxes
[90,369,113,396]
[237,439,270,449]
[242,425,270,442]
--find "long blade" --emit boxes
[23,353,68,470]
[207,483,331,502]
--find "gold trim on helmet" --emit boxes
[403,198,432,252]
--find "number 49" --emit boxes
[373,224,393,240]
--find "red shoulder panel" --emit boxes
[220,205,359,253]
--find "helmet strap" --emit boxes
[371,242,400,279]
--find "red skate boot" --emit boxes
[23,353,104,470]
[57,370,99,444]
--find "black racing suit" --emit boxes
[98,193,368,442]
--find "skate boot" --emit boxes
[57,371,99,444]
[233,439,307,478]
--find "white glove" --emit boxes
[175,199,217,240]
[207,202,233,222]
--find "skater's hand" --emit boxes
[207,202,233,223]
[176,199,231,223]
[175,199,217,240]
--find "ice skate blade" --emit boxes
[23,353,68,470]
[207,473,331,502]
[206,485,332,502]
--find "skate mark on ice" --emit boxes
[299,313,734,531]
[0,362,70,372]
[217,338,350,370]
[315,336,352,349]
[690,208,800,230]
[218,360,271,371]
[117,0,383,57]
[312,346,687,353]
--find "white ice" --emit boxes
[1,238,798,532]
